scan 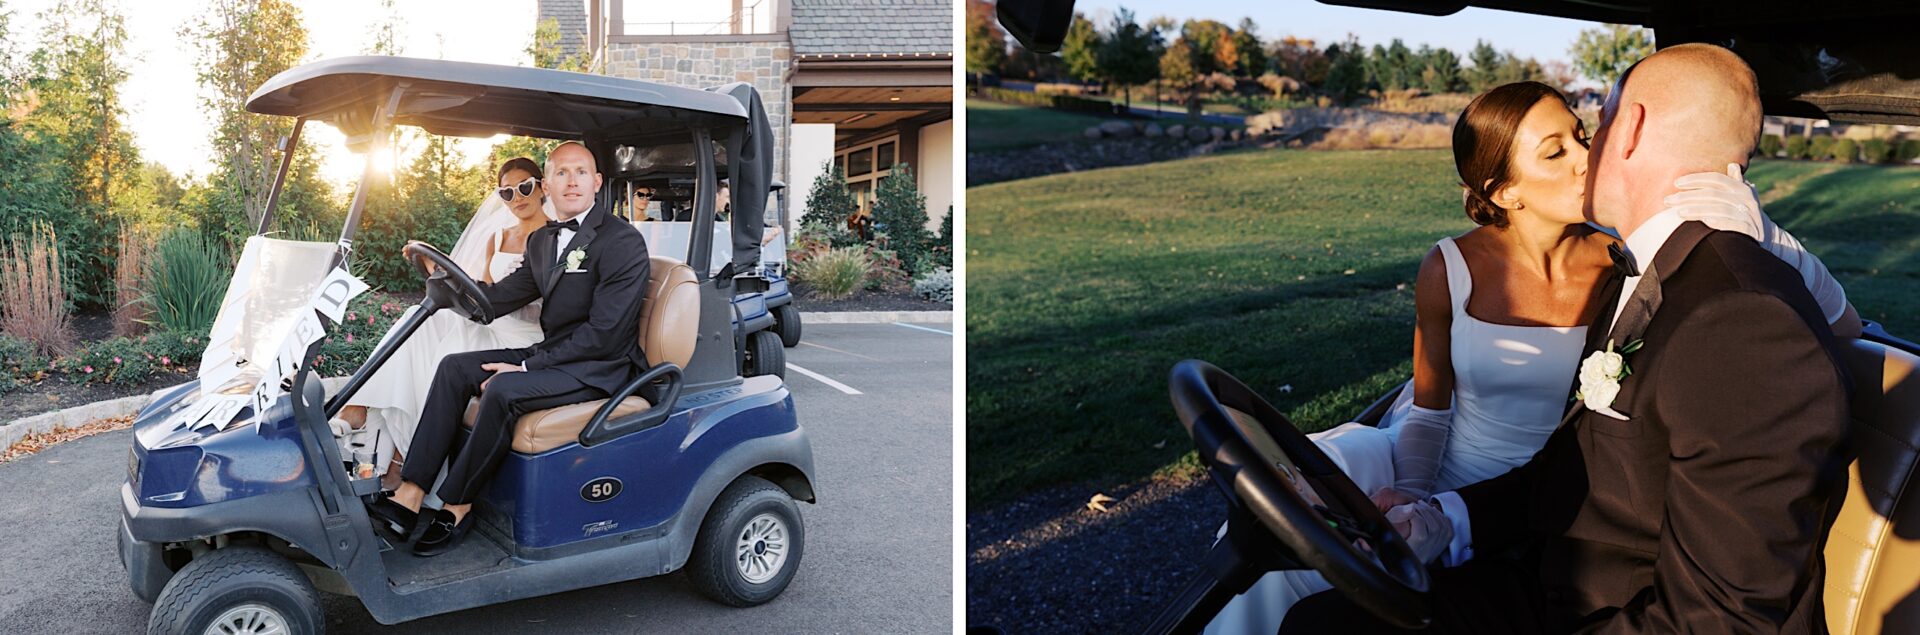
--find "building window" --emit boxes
[848,148,873,177]
[835,134,903,217]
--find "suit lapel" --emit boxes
[1606,221,1714,349]
[542,204,603,297]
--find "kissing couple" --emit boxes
[1214,43,1857,634]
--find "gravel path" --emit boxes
[966,473,1226,633]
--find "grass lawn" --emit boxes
[966,151,1920,506]
[966,98,1110,152]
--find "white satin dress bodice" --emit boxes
[1207,236,1589,634]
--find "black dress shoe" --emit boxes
[367,497,419,537]
[412,508,474,557]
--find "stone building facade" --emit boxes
[604,39,794,181]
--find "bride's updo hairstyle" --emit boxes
[497,157,542,185]
[1453,81,1570,228]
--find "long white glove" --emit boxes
[1386,500,1454,564]
[1666,164,1849,325]
[1389,405,1452,499]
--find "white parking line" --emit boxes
[787,363,863,395]
[893,322,952,336]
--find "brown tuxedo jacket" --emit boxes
[1456,222,1852,633]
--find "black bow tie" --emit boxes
[546,219,580,231]
[1608,243,1641,278]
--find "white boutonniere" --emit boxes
[565,245,588,272]
[1575,339,1643,420]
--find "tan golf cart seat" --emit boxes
[463,255,699,453]
[1825,337,1920,635]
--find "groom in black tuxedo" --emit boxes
[379,141,652,556]
[1283,44,1852,633]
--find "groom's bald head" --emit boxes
[1587,43,1763,233]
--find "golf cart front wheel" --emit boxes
[147,546,324,635]
[687,476,805,607]
[745,330,786,379]
[773,304,802,347]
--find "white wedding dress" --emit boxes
[1205,236,1587,634]
[347,197,553,471]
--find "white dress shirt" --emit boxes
[1429,209,1690,567]
[554,227,576,265]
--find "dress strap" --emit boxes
[1434,237,1472,314]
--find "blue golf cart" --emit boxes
[118,56,817,634]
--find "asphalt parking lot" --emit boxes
[0,321,953,634]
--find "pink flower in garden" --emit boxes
[348,312,356,321]
[346,333,354,343]
[113,357,122,364]
[160,356,170,365]
[368,315,376,325]
[84,366,93,373]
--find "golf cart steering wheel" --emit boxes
[403,241,494,325]
[1168,359,1432,629]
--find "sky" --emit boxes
[6,0,539,188]
[1073,0,1605,73]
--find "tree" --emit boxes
[964,1,1006,84]
[185,0,337,248]
[800,162,858,249]
[1180,20,1237,76]
[1322,37,1368,104]
[868,163,932,274]
[1270,36,1328,85]
[1569,24,1653,87]
[1232,18,1266,79]
[1421,47,1462,93]
[1158,39,1197,115]
[1059,13,1102,84]
[530,16,590,73]
[16,0,141,306]
[1465,39,1502,93]
[1097,7,1159,111]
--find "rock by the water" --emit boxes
[1144,123,1164,137]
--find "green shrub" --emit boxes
[978,87,1121,115]
[1809,136,1835,162]
[869,164,933,274]
[313,293,412,377]
[1862,138,1893,163]
[932,206,954,270]
[141,229,228,337]
[0,333,50,397]
[1785,135,1810,160]
[1758,134,1782,158]
[792,246,870,299]
[1899,138,1920,163]
[800,163,860,249]
[54,330,204,386]
[863,239,912,292]
[913,268,953,304]
[1831,138,1858,163]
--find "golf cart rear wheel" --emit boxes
[745,330,786,379]
[687,476,805,607]
[147,546,324,635]
[773,304,802,347]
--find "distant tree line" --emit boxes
[966,0,1650,111]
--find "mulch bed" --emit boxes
[791,283,950,312]
[967,473,1225,633]
[0,313,189,425]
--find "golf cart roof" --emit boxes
[245,56,750,146]
[1316,0,1920,125]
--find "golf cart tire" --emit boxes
[147,546,324,635]
[686,475,806,607]
[746,330,786,379]
[773,304,802,347]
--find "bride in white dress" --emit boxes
[1207,82,1858,634]
[333,157,556,486]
